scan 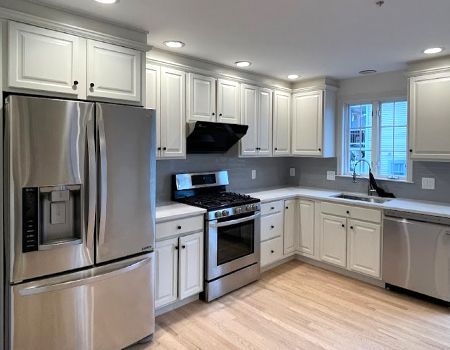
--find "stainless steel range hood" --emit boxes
[186,121,248,154]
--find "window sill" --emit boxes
[336,174,414,184]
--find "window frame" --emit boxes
[341,96,412,182]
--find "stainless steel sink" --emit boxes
[332,193,392,204]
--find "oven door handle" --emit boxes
[210,212,261,228]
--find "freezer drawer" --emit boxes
[9,254,154,350]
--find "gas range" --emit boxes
[178,192,260,221]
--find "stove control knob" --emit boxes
[222,210,229,216]
[215,211,222,218]
[235,207,242,214]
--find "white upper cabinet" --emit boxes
[240,84,273,157]
[187,73,217,122]
[87,40,141,102]
[217,79,240,124]
[145,64,161,157]
[292,89,335,157]
[257,88,273,156]
[348,219,381,278]
[240,84,259,156]
[273,90,291,156]
[8,21,83,96]
[409,72,450,160]
[160,67,186,159]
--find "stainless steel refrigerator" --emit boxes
[3,95,156,350]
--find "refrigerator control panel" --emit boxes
[22,187,39,252]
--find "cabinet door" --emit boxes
[240,84,259,156]
[283,200,297,256]
[292,91,323,156]
[409,74,450,160]
[155,238,178,309]
[8,21,82,96]
[160,67,186,159]
[187,73,216,122]
[273,90,291,156]
[145,64,161,158]
[87,40,141,102]
[217,79,240,124]
[348,220,381,278]
[257,88,273,156]
[298,200,315,256]
[319,214,347,268]
[179,232,204,299]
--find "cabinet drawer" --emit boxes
[156,215,203,240]
[261,237,283,267]
[321,202,381,223]
[261,212,284,241]
[261,200,284,216]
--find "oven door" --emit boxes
[206,211,261,281]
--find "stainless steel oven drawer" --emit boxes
[9,254,154,350]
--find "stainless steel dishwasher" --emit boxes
[383,210,450,302]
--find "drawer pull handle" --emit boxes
[271,207,275,210]
[177,225,182,230]
[346,210,350,215]
[271,250,274,254]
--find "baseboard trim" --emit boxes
[261,255,296,273]
[155,294,199,316]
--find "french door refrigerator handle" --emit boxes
[86,114,96,251]
[18,257,152,296]
[98,113,108,245]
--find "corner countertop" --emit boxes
[156,202,206,223]
[246,187,450,219]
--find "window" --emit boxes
[343,99,409,180]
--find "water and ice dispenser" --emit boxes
[22,185,82,252]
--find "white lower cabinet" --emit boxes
[283,200,297,256]
[298,199,315,257]
[348,219,381,278]
[319,213,347,268]
[261,237,283,267]
[155,238,178,309]
[155,227,203,310]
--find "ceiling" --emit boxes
[26,0,450,81]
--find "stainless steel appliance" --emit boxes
[173,171,260,302]
[4,95,156,350]
[383,210,450,303]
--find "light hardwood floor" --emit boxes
[133,261,450,350]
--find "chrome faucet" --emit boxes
[352,159,377,196]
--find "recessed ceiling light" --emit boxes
[359,69,377,75]
[423,47,444,55]
[235,61,252,68]
[94,0,118,4]
[164,41,185,48]
[288,74,300,80]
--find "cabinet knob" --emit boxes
[350,226,354,230]
[177,225,182,230]
[157,147,161,151]
[274,147,278,151]
[271,207,275,210]
[73,80,79,86]
[409,149,413,153]
[271,250,274,254]
[318,148,322,151]
[270,225,275,229]
[219,113,223,116]
[174,246,178,250]
[181,245,186,249]
[212,112,215,116]
[346,210,350,215]
[341,224,345,228]
[286,206,289,210]
[163,147,167,151]
[90,83,95,88]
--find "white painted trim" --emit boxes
[0,7,151,51]
[155,294,199,316]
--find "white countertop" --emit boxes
[247,187,450,219]
[156,187,450,222]
[156,203,206,223]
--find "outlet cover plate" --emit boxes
[290,168,296,177]
[251,169,256,180]
[327,171,336,181]
[422,177,435,190]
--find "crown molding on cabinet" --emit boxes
[292,77,339,94]
[0,6,151,52]
[407,55,450,77]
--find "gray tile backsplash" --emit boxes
[287,157,450,204]
[156,149,291,203]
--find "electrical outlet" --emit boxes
[422,177,435,190]
[251,169,256,180]
[290,168,296,177]
[327,171,336,181]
